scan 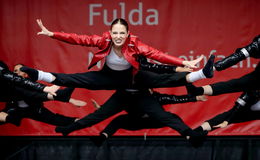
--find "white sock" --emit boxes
[188,69,206,83]
[38,70,54,83]
[241,48,250,58]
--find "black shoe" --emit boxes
[188,131,208,148]
[245,35,260,58]
[89,134,107,147]
[20,66,38,81]
[187,128,208,148]
[202,54,215,78]
[54,88,75,102]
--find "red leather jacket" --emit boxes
[53,31,184,70]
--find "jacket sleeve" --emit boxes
[14,86,49,102]
[153,92,197,105]
[136,41,184,66]
[52,32,104,49]
[138,56,177,73]
[0,69,45,91]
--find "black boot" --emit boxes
[55,121,84,136]
[202,54,215,78]
[214,35,260,71]
[214,49,246,71]
[54,88,75,102]
[20,66,39,81]
[244,35,260,58]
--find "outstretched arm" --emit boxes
[1,69,57,96]
[138,56,193,73]
[137,40,203,69]
[152,91,207,105]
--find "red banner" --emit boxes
[0,0,260,136]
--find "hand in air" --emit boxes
[36,19,54,36]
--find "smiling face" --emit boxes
[109,23,129,48]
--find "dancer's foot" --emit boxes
[184,128,208,147]
[89,134,107,147]
[188,131,208,148]
[20,66,38,81]
[202,54,215,78]
[55,126,70,136]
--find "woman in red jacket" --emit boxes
[21,18,215,90]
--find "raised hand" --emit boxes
[36,19,54,36]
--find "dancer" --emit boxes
[0,63,86,126]
[21,18,215,90]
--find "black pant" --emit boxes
[102,112,188,137]
[76,90,190,135]
[211,63,260,95]
[51,65,188,90]
[52,65,134,89]
[134,70,188,88]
